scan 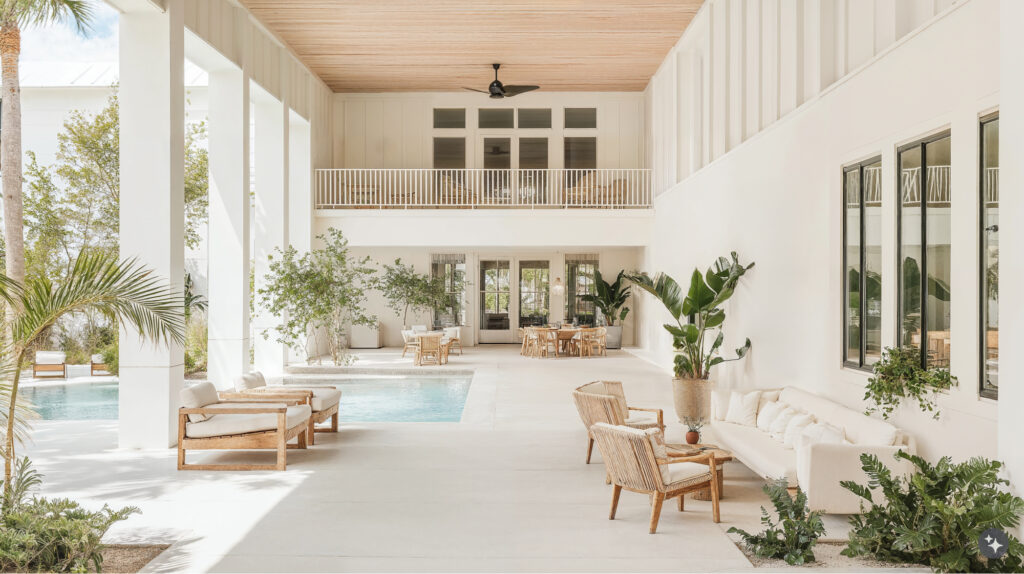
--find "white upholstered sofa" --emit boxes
[709,386,915,514]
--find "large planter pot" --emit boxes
[671,377,714,423]
[604,325,623,349]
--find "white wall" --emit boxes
[639,0,1000,465]
[332,92,644,170]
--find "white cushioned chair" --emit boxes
[231,371,341,445]
[33,351,66,379]
[572,381,664,464]
[178,382,311,471]
[710,386,915,513]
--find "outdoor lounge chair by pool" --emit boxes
[178,382,311,471]
[33,351,67,379]
[232,371,341,445]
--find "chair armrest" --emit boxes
[217,394,308,406]
[628,406,664,427]
[180,404,287,415]
[657,452,716,466]
[265,385,337,391]
[797,442,912,514]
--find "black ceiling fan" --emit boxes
[463,64,539,98]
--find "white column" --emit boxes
[252,86,289,373]
[999,0,1024,502]
[207,67,250,389]
[118,0,185,448]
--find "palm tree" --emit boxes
[0,0,94,287]
[0,252,183,496]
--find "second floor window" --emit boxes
[843,157,883,369]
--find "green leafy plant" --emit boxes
[627,252,754,379]
[841,451,1024,572]
[100,343,118,376]
[580,269,631,326]
[683,416,705,433]
[258,229,376,365]
[728,480,826,566]
[864,346,957,419]
[0,457,138,573]
[375,259,448,327]
[184,316,208,375]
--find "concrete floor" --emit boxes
[25,346,846,572]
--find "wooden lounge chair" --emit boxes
[572,381,664,464]
[177,382,311,471]
[590,422,721,533]
[90,353,109,376]
[231,372,341,446]
[33,351,67,379]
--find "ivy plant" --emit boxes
[728,479,826,566]
[864,346,957,420]
[841,451,1024,573]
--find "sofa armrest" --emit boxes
[797,442,912,514]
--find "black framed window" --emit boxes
[843,157,883,369]
[519,261,550,327]
[980,114,999,399]
[430,255,467,328]
[565,255,598,326]
[898,131,952,369]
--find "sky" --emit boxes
[21,0,119,63]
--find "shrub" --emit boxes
[841,451,1024,572]
[100,343,118,376]
[184,316,208,375]
[0,458,138,573]
[864,346,957,419]
[728,479,825,566]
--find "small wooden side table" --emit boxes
[666,443,733,500]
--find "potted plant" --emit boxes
[581,269,631,349]
[375,258,448,329]
[683,416,705,444]
[863,346,958,420]
[627,252,754,422]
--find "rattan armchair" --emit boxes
[571,380,664,463]
[590,422,720,533]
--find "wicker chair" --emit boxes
[401,330,420,358]
[572,381,664,463]
[444,327,463,355]
[590,422,721,533]
[416,334,443,366]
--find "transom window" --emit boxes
[843,157,883,369]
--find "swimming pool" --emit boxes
[21,375,473,423]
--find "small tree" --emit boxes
[258,229,376,364]
[375,259,447,327]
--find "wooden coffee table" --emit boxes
[665,443,733,500]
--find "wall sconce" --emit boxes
[552,277,565,296]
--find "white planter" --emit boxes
[604,325,623,349]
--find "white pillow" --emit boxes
[756,401,785,432]
[710,391,728,421]
[783,413,815,448]
[797,422,846,449]
[769,408,798,441]
[757,390,781,413]
[724,391,761,426]
[180,382,219,423]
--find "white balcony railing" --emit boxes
[315,168,652,209]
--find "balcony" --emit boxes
[315,168,652,210]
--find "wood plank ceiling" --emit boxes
[238,0,703,93]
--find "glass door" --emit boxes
[518,261,550,328]
[479,259,513,343]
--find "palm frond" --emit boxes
[0,342,36,454]
[16,0,94,34]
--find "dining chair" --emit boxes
[400,330,420,358]
[416,334,443,366]
[537,328,559,357]
[444,327,463,355]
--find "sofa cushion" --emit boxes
[35,351,66,365]
[783,413,814,448]
[724,391,761,426]
[779,387,898,446]
[713,421,798,484]
[756,401,785,432]
[185,403,311,439]
[710,390,727,421]
[769,408,798,441]
[758,390,781,413]
[234,372,268,391]
[797,422,845,450]
[180,382,220,423]
[91,354,105,364]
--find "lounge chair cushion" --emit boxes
[234,372,268,391]
[35,351,66,365]
[269,386,342,412]
[624,410,660,428]
[663,461,713,490]
[180,382,220,423]
[91,354,105,364]
[185,403,311,439]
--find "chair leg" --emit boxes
[609,484,622,520]
[649,492,665,534]
[307,419,316,445]
[331,411,339,432]
[276,420,288,471]
[585,437,595,464]
[678,494,685,512]
[711,477,722,524]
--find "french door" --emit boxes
[478,259,513,343]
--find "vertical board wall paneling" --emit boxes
[874,0,898,55]
[676,51,692,181]
[744,0,762,140]
[728,0,746,149]
[846,0,875,70]
[778,0,803,116]
[382,100,403,168]
[760,0,780,129]
[711,0,730,159]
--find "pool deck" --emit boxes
[24,346,842,572]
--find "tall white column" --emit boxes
[252,87,289,373]
[207,67,250,388]
[118,0,185,448]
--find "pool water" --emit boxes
[20,376,473,423]
[22,383,119,420]
[330,376,472,422]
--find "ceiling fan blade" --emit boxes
[502,85,539,97]
[462,87,490,94]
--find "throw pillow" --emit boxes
[724,390,762,426]
[783,413,815,448]
[756,401,785,432]
[757,390,782,413]
[769,408,798,441]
